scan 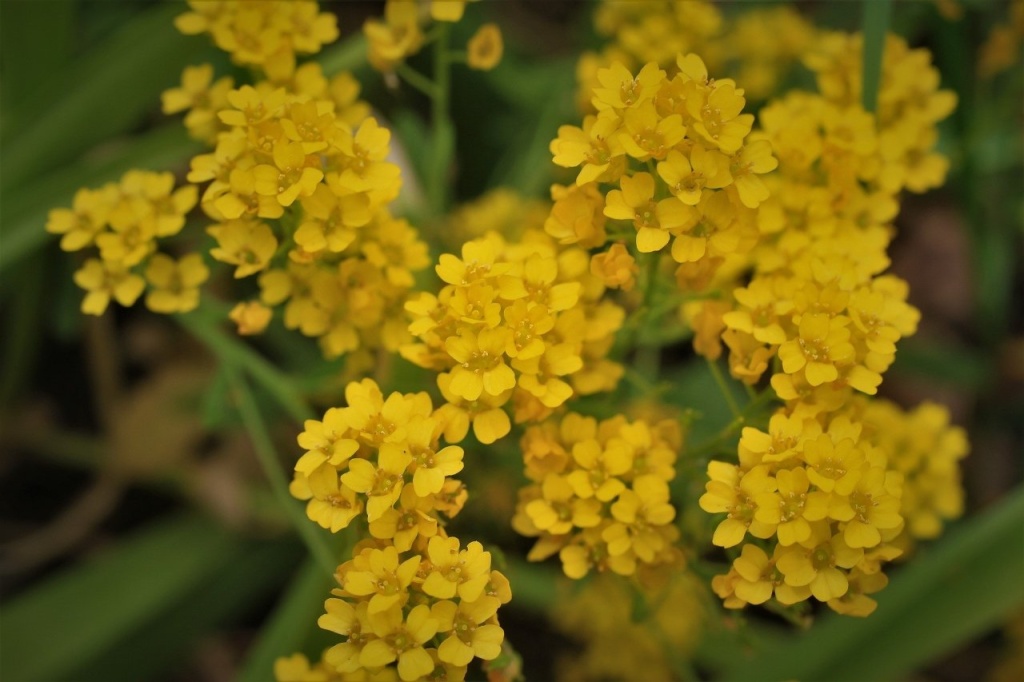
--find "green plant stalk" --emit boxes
[861,0,892,113]
[177,306,313,424]
[707,358,742,419]
[227,368,338,577]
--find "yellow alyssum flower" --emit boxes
[143,253,209,314]
[467,24,503,71]
[73,259,145,315]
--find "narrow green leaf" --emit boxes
[177,304,313,425]
[68,536,300,682]
[861,0,892,112]
[1,3,209,191]
[722,486,1024,681]
[0,0,75,126]
[237,559,336,682]
[0,514,272,682]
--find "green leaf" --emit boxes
[721,486,1024,681]
[237,559,335,682]
[0,513,297,682]
[0,0,75,127]
[1,3,210,192]
[861,0,892,113]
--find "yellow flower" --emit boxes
[253,140,324,206]
[368,486,438,552]
[433,597,504,666]
[603,172,693,252]
[303,463,363,532]
[550,113,625,186]
[46,185,118,251]
[208,219,278,278]
[341,443,413,522]
[657,146,731,205]
[143,253,208,314]
[590,243,639,291]
[73,259,145,315]
[698,462,775,547]
[343,545,421,614]
[592,62,665,112]
[467,24,503,71]
[364,0,424,72]
[777,313,855,387]
[361,604,439,682]
[754,466,829,546]
[443,328,516,401]
[229,301,273,336]
[320,600,373,673]
[422,536,492,601]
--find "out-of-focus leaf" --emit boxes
[721,486,1024,681]
[0,125,201,275]
[1,3,210,192]
[861,0,892,112]
[0,0,75,129]
[891,338,993,389]
[0,513,297,682]
[237,558,335,682]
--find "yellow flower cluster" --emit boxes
[859,399,969,544]
[551,55,776,289]
[696,32,961,617]
[46,170,204,316]
[165,3,429,358]
[286,379,510,682]
[977,0,1024,78]
[512,413,682,579]
[365,0,501,73]
[577,0,722,113]
[577,1,814,112]
[552,573,704,682]
[175,0,339,68]
[401,230,625,443]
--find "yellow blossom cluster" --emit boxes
[365,0,502,74]
[285,379,510,682]
[46,170,204,316]
[401,231,625,442]
[977,0,1024,78]
[695,32,963,617]
[552,573,704,682]
[577,1,814,112]
[550,55,777,291]
[174,0,339,68]
[164,2,431,359]
[859,399,969,544]
[512,413,683,579]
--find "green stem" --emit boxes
[861,0,892,113]
[227,368,338,576]
[707,358,742,419]
[177,305,313,424]
[394,61,438,99]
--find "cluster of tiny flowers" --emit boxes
[285,379,510,681]
[512,413,683,579]
[166,2,433,359]
[46,170,203,316]
[551,573,704,682]
[174,0,339,69]
[401,230,625,443]
[696,32,963,617]
[551,54,777,292]
[576,1,814,112]
[365,0,502,74]
[858,398,969,545]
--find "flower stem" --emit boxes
[227,367,338,576]
[707,357,742,419]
